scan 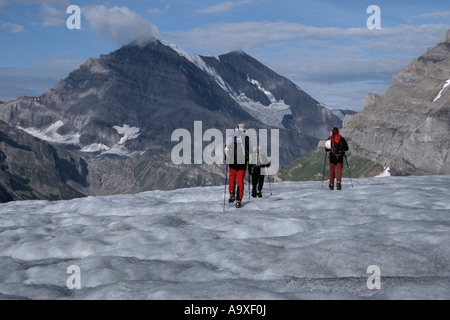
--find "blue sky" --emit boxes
[0,0,449,110]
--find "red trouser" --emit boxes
[329,162,343,185]
[229,167,246,201]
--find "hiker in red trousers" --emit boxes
[325,127,349,190]
[224,124,251,208]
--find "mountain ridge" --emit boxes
[0,119,88,202]
[0,39,342,201]
[341,29,450,175]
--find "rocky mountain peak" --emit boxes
[342,29,450,176]
[442,29,450,43]
[0,40,341,200]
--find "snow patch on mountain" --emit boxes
[18,120,81,145]
[101,145,132,156]
[332,110,346,120]
[162,41,232,93]
[80,125,141,156]
[433,79,450,102]
[113,125,141,145]
[81,143,110,153]
[375,167,391,178]
[85,125,142,157]
[248,78,281,105]
[164,41,292,129]
[232,77,292,129]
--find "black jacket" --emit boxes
[325,136,349,164]
[225,134,250,171]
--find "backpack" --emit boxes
[330,134,344,156]
[226,131,248,165]
[250,146,270,167]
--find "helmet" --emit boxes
[325,140,331,150]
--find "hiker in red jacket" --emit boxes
[325,127,349,190]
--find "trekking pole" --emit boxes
[322,150,327,189]
[344,155,354,189]
[223,164,228,212]
[248,167,251,201]
[268,175,272,196]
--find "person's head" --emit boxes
[237,123,246,132]
[332,127,340,135]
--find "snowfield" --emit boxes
[433,79,450,102]
[0,175,449,300]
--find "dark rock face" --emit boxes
[0,40,342,199]
[202,52,341,139]
[0,120,88,202]
[342,30,450,175]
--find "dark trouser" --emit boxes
[251,167,264,195]
[329,162,343,185]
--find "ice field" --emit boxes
[0,175,449,300]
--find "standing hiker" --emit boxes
[325,127,349,190]
[224,124,251,208]
[249,146,271,198]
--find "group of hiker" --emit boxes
[224,124,349,208]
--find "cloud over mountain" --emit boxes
[195,0,253,15]
[83,5,160,46]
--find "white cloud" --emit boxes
[257,50,410,111]
[13,0,68,5]
[168,22,450,55]
[0,2,68,27]
[3,0,69,7]
[2,22,25,33]
[419,11,450,19]
[148,5,171,15]
[165,21,449,111]
[195,0,252,15]
[39,3,65,26]
[83,5,160,46]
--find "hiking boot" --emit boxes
[251,190,257,198]
[337,182,342,190]
[257,190,262,198]
[229,194,236,203]
[329,184,334,190]
[236,201,242,208]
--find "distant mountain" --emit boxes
[0,119,88,202]
[341,29,450,176]
[0,40,341,199]
[331,109,357,120]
